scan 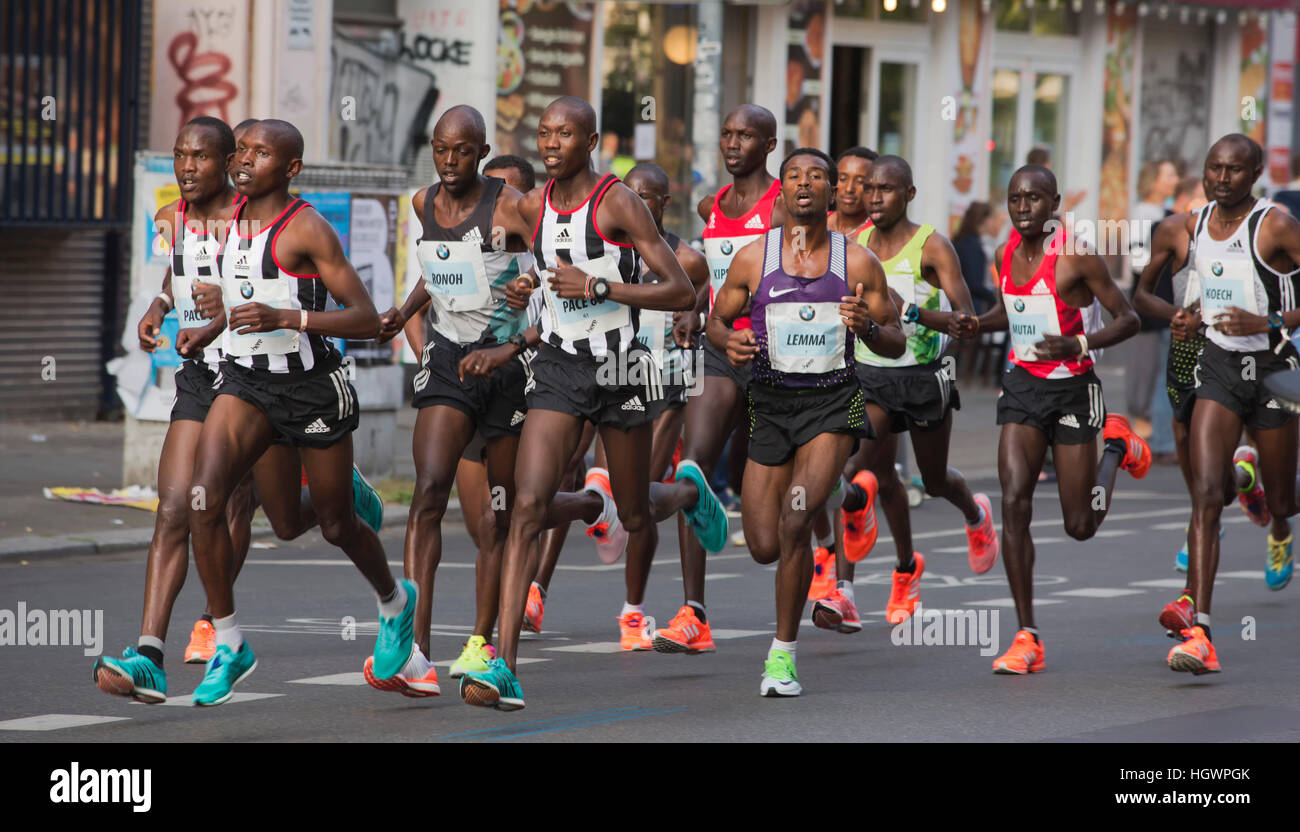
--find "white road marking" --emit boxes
[431,657,549,668]
[0,714,130,731]
[288,673,368,685]
[1051,588,1146,598]
[1129,578,1217,589]
[672,573,740,581]
[1091,529,1134,538]
[965,598,1064,607]
[1218,570,1265,580]
[543,629,768,654]
[160,692,284,707]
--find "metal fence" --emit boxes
[1,0,141,226]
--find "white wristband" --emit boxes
[299,310,309,332]
[156,292,173,311]
[1076,333,1089,357]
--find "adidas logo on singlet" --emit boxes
[892,258,914,275]
[707,213,716,229]
[510,410,526,426]
[621,396,645,412]
[234,254,249,270]
[744,214,764,230]
[304,418,331,434]
[1031,282,1051,295]
[1227,239,1245,252]
[553,226,573,244]
[462,226,484,244]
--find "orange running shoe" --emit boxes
[652,606,716,653]
[665,436,684,483]
[1158,592,1195,635]
[184,619,216,664]
[812,587,862,633]
[1104,414,1152,479]
[524,583,545,634]
[363,652,441,697]
[1167,626,1220,675]
[842,470,879,563]
[618,610,654,651]
[886,552,925,624]
[992,630,1045,674]
[965,493,999,574]
[808,546,837,601]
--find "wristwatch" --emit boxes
[863,318,879,342]
[903,303,920,324]
[1269,312,1284,330]
[507,333,528,354]
[591,277,610,301]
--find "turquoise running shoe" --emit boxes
[192,642,257,706]
[352,465,384,533]
[675,459,729,552]
[1266,525,1293,591]
[372,578,417,680]
[759,648,801,697]
[1176,526,1225,573]
[93,646,166,704]
[459,657,525,711]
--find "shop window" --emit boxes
[989,66,1071,205]
[833,0,929,25]
[995,0,1078,36]
[989,69,1021,204]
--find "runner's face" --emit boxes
[230,124,290,198]
[1203,143,1259,206]
[625,174,667,228]
[719,115,768,177]
[782,155,832,220]
[1006,174,1058,236]
[173,127,229,203]
[864,167,911,228]
[537,110,593,179]
[431,128,485,195]
[835,156,871,216]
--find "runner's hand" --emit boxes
[1211,306,1268,338]
[228,303,286,335]
[725,327,758,367]
[949,311,979,339]
[459,343,517,381]
[377,306,405,344]
[1032,333,1085,362]
[548,257,594,300]
[1170,306,1199,341]
[175,328,203,358]
[839,283,870,334]
[137,304,165,352]
[192,281,222,319]
[672,310,701,349]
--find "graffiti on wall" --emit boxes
[149,0,249,151]
[330,33,440,167]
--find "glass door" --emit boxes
[989,63,1072,205]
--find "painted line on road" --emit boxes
[160,692,284,707]
[288,673,368,686]
[0,714,130,731]
[1219,570,1265,580]
[672,573,740,582]
[1051,588,1146,598]
[1130,578,1219,589]
[965,598,1064,607]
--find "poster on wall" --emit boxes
[1239,17,1270,150]
[330,33,441,167]
[1266,12,1295,191]
[348,193,400,363]
[946,3,991,236]
[398,1,496,149]
[784,1,825,156]
[1099,7,1137,226]
[149,0,251,152]
[494,1,596,177]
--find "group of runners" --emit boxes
[90,94,1296,710]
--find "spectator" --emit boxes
[1271,154,1300,221]
[952,201,998,313]
[1128,159,1179,444]
[1172,175,1207,214]
[1028,146,1086,213]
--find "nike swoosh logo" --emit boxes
[769,287,798,298]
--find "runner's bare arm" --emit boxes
[1034,250,1137,360]
[844,244,906,359]
[676,240,710,293]
[920,231,978,337]
[697,191,716,223]
[493,185,535,252]
[978,243,1008,332]
[1132,213,1186,321]
[1262,209,1300,330]
[378,282,431,344]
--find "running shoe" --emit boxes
[731,528,747,548]
[448,635,495,679]
[1233,445,1270,526]
[352,464,384,533]
[523,584,545,634]
[966,492,999,574]
[1174,526,1224,573]
[812,587,862,634]
[1158,592,1195,635]
[1167,626,1220,675]
[665,436,683,483]
[992,630,1045,675]
[675,459,730,552]
[618,610,655,651]
[885,552,925,624]
[759,649,801,697]
[363,649,440,697]
[842,470,878,563]
[1104,414,1152,479]
[459,657,525,711]
[192,641,257,706]
[372,579,417,680]
[1266,526,1293,591]
[184,618,216,663]
[583,467,629,564]
[652,605,715,653]
[93,646,167,704]
[808,545,836,601]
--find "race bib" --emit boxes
[886,270,918,338]
[635,308,667,366]
[222,268,299,357]
[704,234,761,305]
[173,272,217,330]
[1006,294,1061,362]
[419,239,491,311]
[766,301,845,374]
[541,255,631,341]
[1196,256,1258,321]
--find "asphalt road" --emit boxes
[2,463,1299,743]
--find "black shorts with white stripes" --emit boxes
[996,364,1105,445]
[411,337,528,440]
[217,355,359,449]
[1194,339,1298,431]
[856,360,960,433]
[524,342,659,429]
[170,360,222,424]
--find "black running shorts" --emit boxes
[996,364,1105,445]
[525,343,659,430]
[1193,339,1298,431]
[747,381,872,466]
[411,337,528,440]
[217,357,359,449]
[170,360,222,424]
[856,360,960,433]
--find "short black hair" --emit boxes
[1212,133,1264,170]
[183,116,235,157]
[1011,163,1058,196]
[1026,147,1051,166]
[435,105,488,145]
[233,118,260,133]
[872,155,913,189]
[780,147,837,181]
[483,154,536,192]
[726,104,778,143]
[255,118,305,160]
[625,162,670,193]
[546,96,598,135]
[837,146,878,163]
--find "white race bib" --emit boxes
[766,301,845,374]
[419,239,492,312]
[704,234,761,304]
[541,255,631,341]
[635,308,667,367]
[1006,294,1061,362]
[1196,256,1259,321]
[222,271,299,357]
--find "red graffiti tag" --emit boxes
[167,31,238,128]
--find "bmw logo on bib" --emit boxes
[1211,261,1223,276]
[799,305,815,321]
[437,243,450,260]
[721,240,733,256]
[1013,298,1025,313]
[240,281,254,300]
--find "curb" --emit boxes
[0,501,457,562]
